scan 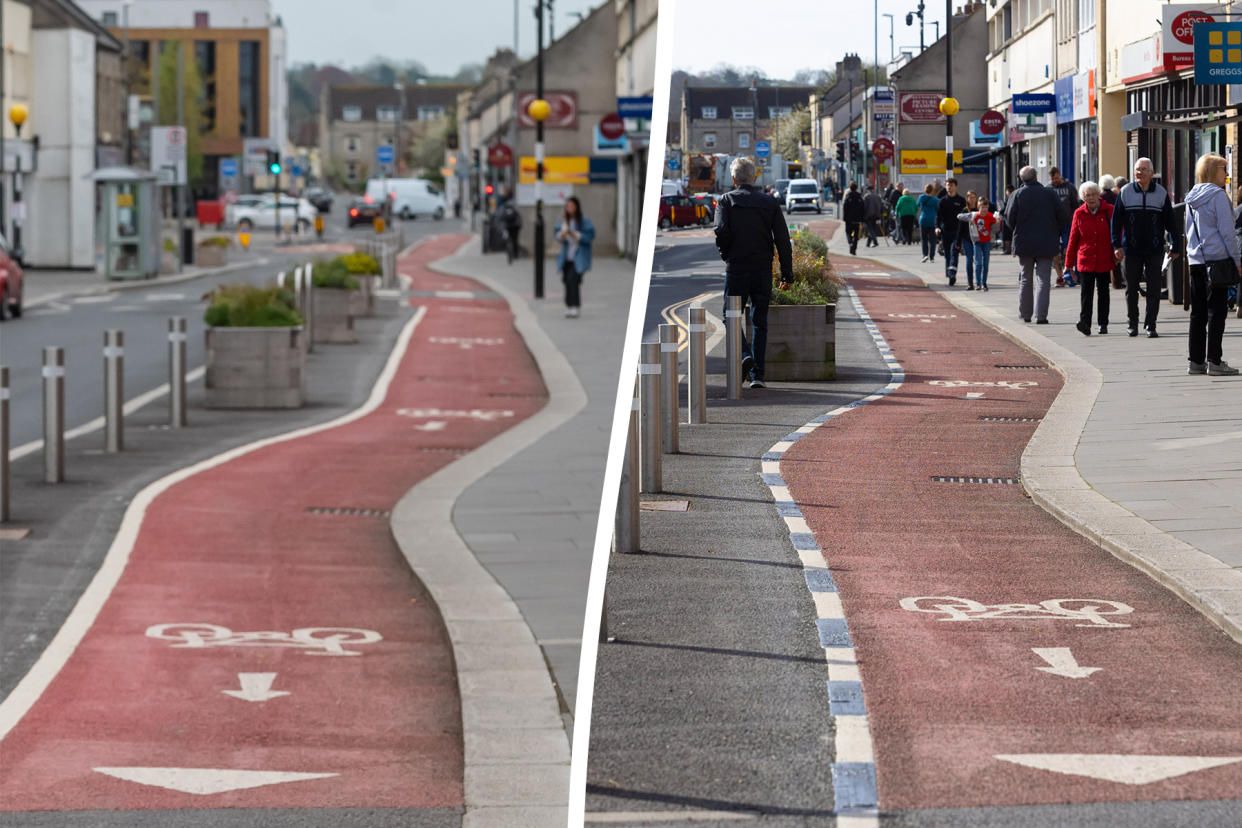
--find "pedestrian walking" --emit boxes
[1099,174,1117,206]
[1005,166,1070,324]
[887,181,904,241]
[895,188,917,245]
[500,189,522,264]
[713,156,792,389]
[863,185,883,248]
[1183,153,1241,375]
[1111,157,1181,337]
[554,196,594,318]
[959,191,978,286]
[1000,184,1017,254]
[843,182,865,255]
[917,184,940,262]
[1048,167,1080,286]
[936,178,967,284]
[1063,181,1114,336]
[957,197,999,291]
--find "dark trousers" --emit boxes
[1078,271,1111,327]
[900,215,915,245]
[1188,264,1230,364]
[846,222,862,252]
[864,218,878,245]
[921,226,936,258]
[562,262,582,308]
[1124,251,1164,329]
[723,272,770,381]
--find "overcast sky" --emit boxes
[272,0,603,72]
[673,0,951,79]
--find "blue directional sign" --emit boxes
[667,157,680,171]
[755,141,771,158]
[376,145,395,165]
[219,158,238,177]
[1194,21,1242,84]
[617,96,654,119]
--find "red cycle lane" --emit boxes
[0,234,547,813]
[780,275,1242,811]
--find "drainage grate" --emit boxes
[931,476,1020,484]
[488,392,543,399]
[306,506,392,517]
[995,365,1046,370]
[417,446,471,454]
[979,416,1042,422]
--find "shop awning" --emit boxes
[1122,105,1242,132]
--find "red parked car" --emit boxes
[658,194,712,229]
[0,230,23,321]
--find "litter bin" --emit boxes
[181,227,194,265]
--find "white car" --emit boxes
[785,179,822,214]
[233,196,317,231]
[365,178,446,220]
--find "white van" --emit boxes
[365,178,447,220]
[661,180,683,197]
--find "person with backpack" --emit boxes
[1183,153,1240,375]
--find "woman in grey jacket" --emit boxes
[1183,154,1240,375]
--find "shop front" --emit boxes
[1055,70,1099,187]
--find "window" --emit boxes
[345,135,359,153]
[101,11,118,26]
[703,133,716,148]
[238,41,261,137]
[417,105,445,121]
[194,41,216,131]
[738,133,751,149]
[194,11,209,28]
[732,106,754,120]
[769,106,792,119]
[377,105,401,122]
[342,105,362,122]
[347,161,358,180]
[701,106,717,119]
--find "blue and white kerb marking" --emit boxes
[758,284,903,827]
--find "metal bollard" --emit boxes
[1,366,9,521]
[725,295,743,400]
[638,342,662,493]
[659,323,679,454]
[43,347,65,483]
[688,306,707,424]
[168,317,188,427]
[300,264,315,351]
[103,330,124,453]
[616,378,640,553]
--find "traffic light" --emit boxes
[472,148,481,171]
[835,141,845,162]
[849,141,860,164]
[266,149,281,175]
[484,184,495,196]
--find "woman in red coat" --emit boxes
[1063,181,1114,335]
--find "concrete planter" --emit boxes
[205,326,306,409]
[196,244,228,267]
[312,287,357,344]
[159,251,178,275]
[765,303,836,381]
[348,274,377,318]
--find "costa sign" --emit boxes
[899,92,946,124]
[1162,3,1225,70]
[978,109,1005,135]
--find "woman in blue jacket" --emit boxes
[555,197,595,318]
[1183,154,1240,375]
[916,183,940,263]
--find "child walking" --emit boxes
[957,198,1000,291]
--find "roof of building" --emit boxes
[683,86,816,117]
[34,0,123,51]
[326,84,468,121]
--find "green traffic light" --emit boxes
[269,163,281,174]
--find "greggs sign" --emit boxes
[1163,3,1225,70]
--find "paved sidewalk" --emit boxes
[822,224,1242,642]
[428,246,635,725]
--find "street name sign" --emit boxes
[150,126,187,186]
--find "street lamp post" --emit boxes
[883,13,895,61]
[943,0,954,178]
[8,104,28,264]
[906,2,926,53]
[530,0,550,299]
[394,81,405,177]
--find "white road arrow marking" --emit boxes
[1032,647,1100,678]
[222,672,290,702]
[73,294,117,304]
[93,766,337,795]
[413,421,447,432]
[965,392,985,399]
[994,754,1242,785]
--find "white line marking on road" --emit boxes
[827,661,861,683]
[222,672,290,702]
[144,292,187,302]
[783,516,810,534]
[0,309,427,743]
[93,767,338,795]
[994,754,1242,785]
[966,392,985,399]
[760,460,781,475]
[813,591,845,619]
[834,715,875,763]
[413,421,447,431]
[1032,647,1101,678]
[823,647,857,664]
[73,294,118,304]
[797,549,823,568]
[584,812,757,823]
[8,367,207,462]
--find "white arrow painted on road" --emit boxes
[222,672,290,702]
[965,392,985,399]
[1032,647,1100,678]
[93,766,337,795]
[413,421,447,432]
[994,754,1242,785]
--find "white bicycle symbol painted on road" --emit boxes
[900,596,1135,628]
[928,380,1039,389]
[145,623,384,656]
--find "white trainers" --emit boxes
[566,307,580,318]
[1207,359,1239,376]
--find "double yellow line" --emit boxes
[659,291,718,354]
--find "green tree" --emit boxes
[149,42,207,186]
[410,113,455,187]
[771,106,811,161]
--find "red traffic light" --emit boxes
[484,184,495,195]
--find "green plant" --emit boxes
[792,229,828,259]
[198,235,232,248]
[163,238,177,252]
[204,283,303,327]
[770,236,843,306]
[311,258,360,290]
[340,252,381,275]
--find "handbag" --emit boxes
[1189,201,1242,287]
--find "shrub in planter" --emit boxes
[160,238,178,274]
[341,251,381,317]
[196,235,232,267]
[340,252,381,275]
[310,258,359,343]
[203,284,306,409]
[765,230,843,381]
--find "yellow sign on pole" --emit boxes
[519,156,590,184]
[900,150,964,175]
[116,193,134,208]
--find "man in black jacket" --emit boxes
[936,178,968,285]
[842,182,865,255]
[1110,157,1181,337]
[1048,167,1080,285]
[862,185,884,248]
[714,156,793,389]
[1006,166,1070,323]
